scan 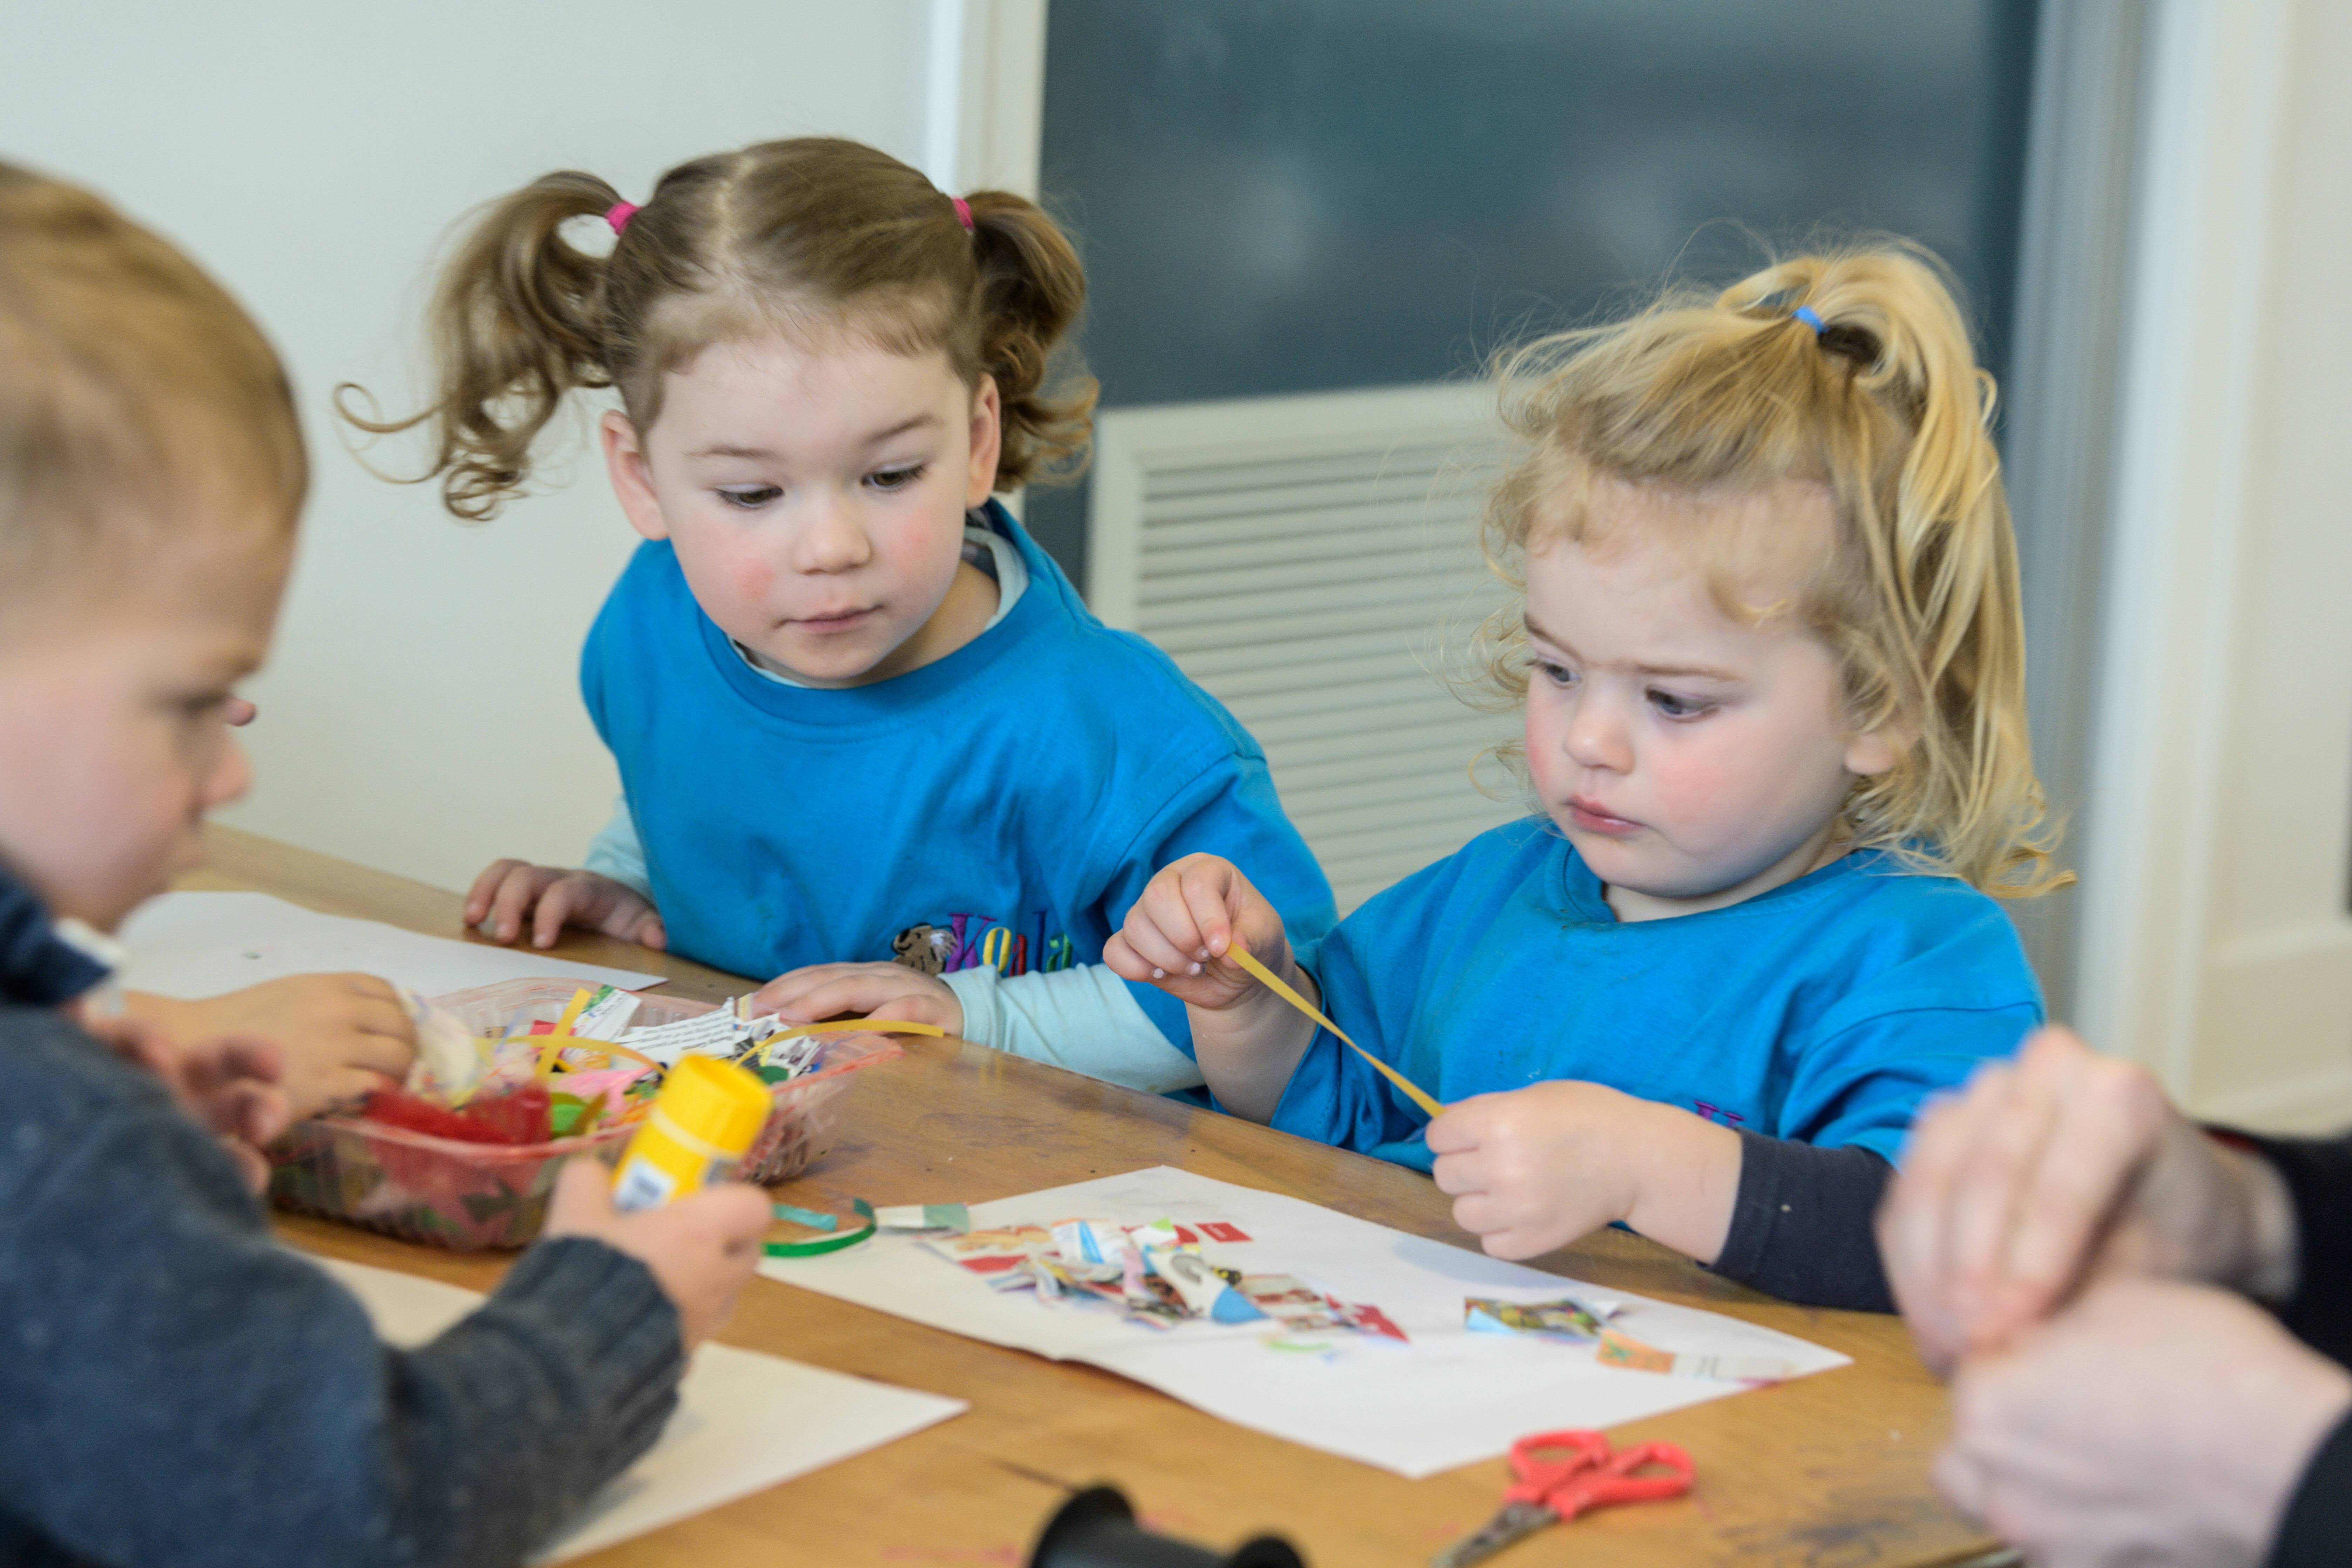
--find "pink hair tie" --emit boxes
[604,201,640,235]
[952,195,974,232]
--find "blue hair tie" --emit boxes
[1792,304,1826,336]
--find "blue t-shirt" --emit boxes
[580,504,1336,1046]
[1272,818,2042,1169]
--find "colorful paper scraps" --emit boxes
[874,1203,971,1235]
[1462,1293,1624,1344]
[771,1203,838,1232]
[1239,1276,1408,1342]
[570,984,642,1041]
[376,984,946,1150]
[1596,1328,1795,1384]
[914,1214,1400,1342]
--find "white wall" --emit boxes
[0,1,932,892]
[2075,0,2352,1130]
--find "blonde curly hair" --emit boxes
[1476,244,2064,898]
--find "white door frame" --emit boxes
[2075,0,2352,1129]
[921,0,1047,200]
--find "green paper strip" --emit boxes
[763,1198,876,1258]
[771,1203,839,1232]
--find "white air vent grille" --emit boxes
[1089,384,1527,912]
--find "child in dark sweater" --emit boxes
[0,163,770,1567]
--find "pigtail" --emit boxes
[339,171,622,521]
[1747,251,2059,897]
[961,191,1097,489]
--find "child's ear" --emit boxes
[1844,714,1914,777]
[600,411,669,542]
[965,375,1002,509]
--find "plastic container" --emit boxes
[266,979,899,1249]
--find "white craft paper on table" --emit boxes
[317,1257,966,1564]
[759,1165,1849,1479]
[119,891,664,998]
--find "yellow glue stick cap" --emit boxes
[657,1055,771,1161]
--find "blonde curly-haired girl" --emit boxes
[1111,244,2058,1309]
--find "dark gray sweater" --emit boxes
[0,871,684,1567]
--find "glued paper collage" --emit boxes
[758,1165,1845,1477]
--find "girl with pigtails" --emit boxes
[355,138,1333,1093]
[1112,246,2058,1309]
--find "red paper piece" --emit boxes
[1197,1222,1251,1243]
[361,1084,554,1146]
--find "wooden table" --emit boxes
[188,826,2000,1567]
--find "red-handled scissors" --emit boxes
[1431,1429,1695,1567]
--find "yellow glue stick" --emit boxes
[610,1055,771,1213]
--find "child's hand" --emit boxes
[124,973,416,1122]
[465,860,666,952]
[1104,854,1293,1010]
[84,1014,290,1192]
[542,1160,769,1352]
[751,963,961,1035]
[1429,1082,1741,1263]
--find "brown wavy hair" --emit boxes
[347,137,1096,521]
[1478,244,2064,898]
[0,162,304,606]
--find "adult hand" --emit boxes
[1938,1276,2350,1568]
[1878,1027,2296,1371]
[85,1013,288,1191]
[1430,1082,1741,1263]
[750,962,962,1034]
[541,1160,769,1352]
[465,860,666,952]
[125,972,416,1122]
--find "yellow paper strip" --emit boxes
[550,987,594,1036]
[1226,947,1443,1118]
[771,1018,947,1041]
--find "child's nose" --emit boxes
[791,494,874,574]
[1562,694,1633,773]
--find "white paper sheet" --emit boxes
[759,1166,1849,1478]
[119,891,664,998]
[317,1257,965,1564]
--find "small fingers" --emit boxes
[466,858,530,927]
[634,911,667,952]
[483,865,548,945]
[1126,878,1205,978]
[681,1180,775,1251]
[769,973,899,1025]
[1423,1097,1496,1157]
[532,876,595,950]
[1101,933,1154,983]
[1430,1148,1485,1196]
[752,964,862,1019]
[1177,859,1242,960]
